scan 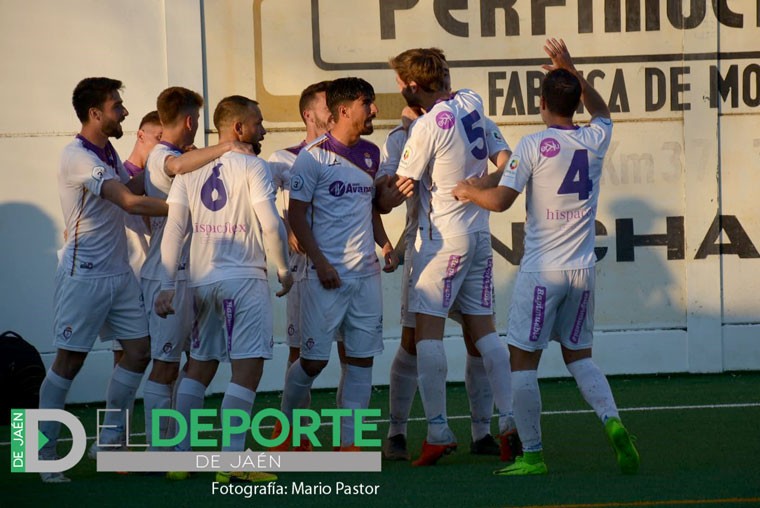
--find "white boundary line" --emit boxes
[3,402,758,447]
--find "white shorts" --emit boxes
[506,268,595,352]
[300,274,383,361]
[142,278,192,362]
[409,231,494,319]
[285,279,304,348]
[54,268,148,352]
[191,278,274,361]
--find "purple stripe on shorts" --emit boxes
[223,299,235,353]
[569,291,591,344]
[442,255,462,308]
[481,257,493,308]
[191,300,200,350]
[529,286,547,342]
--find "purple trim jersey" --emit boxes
[289,132,380,279]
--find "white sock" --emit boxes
[281,361,316,419]
[143,380,172,450]
[221,383,256,452]
[566,358,620,423]
[416,339,452,444]
[174,378,206,451]
[340,364,372,446]
[38,369,72,458]
[388,347,417,437]
[167,367,187,441]
[101,366,143,445]
[336,361,347,407]
[474,333,515,434]
[465,354,493,441]
[511,370,542,453]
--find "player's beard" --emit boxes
[252,141,262,155]
[360,118,374,135]
[102,118,124,139]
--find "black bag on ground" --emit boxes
[0,330,46,425]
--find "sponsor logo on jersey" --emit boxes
[91,166,105,181]
[435,111,455,130]
[328,180,373,197]
[540,138,561,158]
[79,262,94,270]
[290,174,304,191]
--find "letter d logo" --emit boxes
[13,409,87,473]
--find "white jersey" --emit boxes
[122,161,150,277]
[268,142,309,281]
[57,135,130,278]
[386,113,510,244]
[499,117,613,271]
[141,142,189,281]
[268,142,305,194]
[167,151,275,286]
[289,132,380,279]
[397,89,492,240]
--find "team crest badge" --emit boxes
[92,166,105,181]
[364,152,373,168]
[305,338,315,350]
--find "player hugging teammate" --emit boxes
[39,38,638,484]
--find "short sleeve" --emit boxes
[289,149,320,203]
[498,139,531,193]
[396,119,435,182]
[62,148,117,197]
[484,118,510,156]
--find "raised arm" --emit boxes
[542,38,610,119]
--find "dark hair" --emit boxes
[156,87,204,126]
[389,48,448,93]
[326,78,375,119]
[72,77,123,123]
[542,69,582,118]
[213,95,259,131]
[298,81,332,123]
[139,110,160,129]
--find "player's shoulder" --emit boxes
[355,137,380,156]
[386,124,406,141]
[269,142,305,163]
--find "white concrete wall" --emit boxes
[1,0,758,402]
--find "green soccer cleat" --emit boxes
[215,471,278,483]
[605,417,640,475]
[493,452,548,476]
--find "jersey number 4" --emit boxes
[461,110,488,160]
[201,163,228,211]
[557,149,592,200]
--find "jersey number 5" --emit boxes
[201,163,228,211]
[557,149,592,200]
[461,110,488,160]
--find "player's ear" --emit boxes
[234,120,244,136]
[88,107,101,123]
[184,114,193,131]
